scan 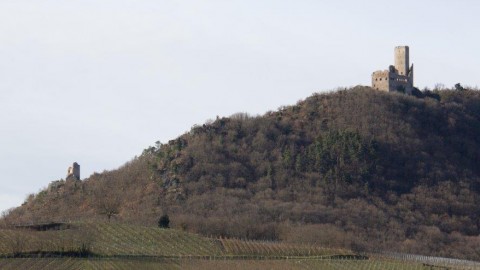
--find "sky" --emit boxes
[1,0,479,214]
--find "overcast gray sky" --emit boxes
[1,0,479,213]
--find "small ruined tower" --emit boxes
[67,162,80,180]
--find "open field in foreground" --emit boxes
[0,257,439,270]
[0,222,346,257]
[0,222,478,269]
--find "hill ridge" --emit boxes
[4,86,480,260]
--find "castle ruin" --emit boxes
[372,46,414,93]
[67,162,80,180]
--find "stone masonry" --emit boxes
[67,162,80,180]
[372,46,414,93]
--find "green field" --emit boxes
[0,222,475,269]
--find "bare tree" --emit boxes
[97,195,121,222]
[6,232,29,256]
[94,175,121,222]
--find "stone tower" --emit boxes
[394,46,409,76]
[67,162,80,180]
[372,46,414,93]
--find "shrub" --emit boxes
[158,214,170,228]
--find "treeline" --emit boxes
[4,86,480,260]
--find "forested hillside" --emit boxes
[4,86,480,260]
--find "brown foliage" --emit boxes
[7,87,480,260]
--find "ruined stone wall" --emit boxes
[372,70,390,91]
[390,73,412,92]
[67,162,80,180]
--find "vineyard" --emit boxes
[0,222,222,257]
[0,257,438,270]
[0,258,180,270]
[0,222,477,269]
[218,238,350,257]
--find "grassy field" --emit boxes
[0,257,444,270]
[218,238,348,257]
[0,222,221,257]
[0,222,474,269]
[0,222,345,257]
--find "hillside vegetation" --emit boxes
[0,257,436,270]
[0,222,463,269]
[4,86,480,260]
[0,223,220,257]
[0,222,344,258]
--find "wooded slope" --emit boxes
[5,86,480,260]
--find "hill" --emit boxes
[3,86,480,260]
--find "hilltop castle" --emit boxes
[372,46,414,93]
[67,162,80,180]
